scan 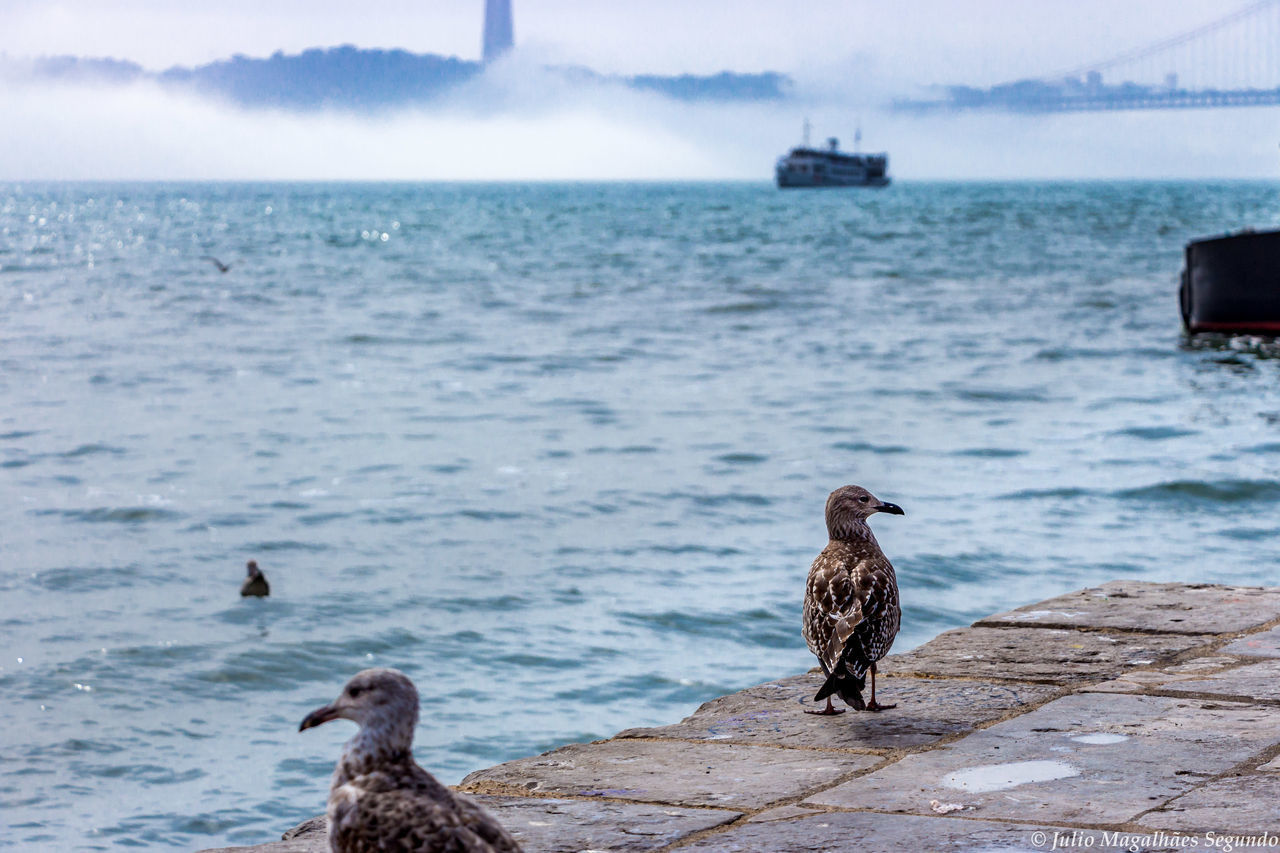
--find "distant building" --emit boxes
[483,0,514,63]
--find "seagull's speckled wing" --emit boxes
[805,539,889,674]
[328,762,521,853]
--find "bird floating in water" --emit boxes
[200,255,231,273]
[240,560,270,597]
[300,668,522,853]
[802,485,904,715]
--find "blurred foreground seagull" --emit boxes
[240,560,269,597]
[802,485,905,714]
[300,668,522,853]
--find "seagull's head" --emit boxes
[299,668,419,737]
[245,560,261,578]
[825,484,905,539]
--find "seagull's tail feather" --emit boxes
[813,669,866,711]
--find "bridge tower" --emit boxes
[483,0,514,63]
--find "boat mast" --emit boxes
[802,117,811,148]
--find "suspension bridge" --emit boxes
[899,0,1280,112]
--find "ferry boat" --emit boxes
[775,123,889,189]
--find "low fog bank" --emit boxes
[0,47,790,114]
[2,58,1278,181]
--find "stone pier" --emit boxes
[201,581,1280,852]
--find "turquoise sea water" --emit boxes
[3,181,1280,850]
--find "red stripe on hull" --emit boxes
[1189,320,1280,333]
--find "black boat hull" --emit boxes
[1181,229,1280,334]
[776,176,891,189]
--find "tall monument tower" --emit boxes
[482,0,514,63]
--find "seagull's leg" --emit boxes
[804,696,845,716]
[865,663,896,712]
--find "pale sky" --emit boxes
[0,1,1238,86]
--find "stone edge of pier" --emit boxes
[198,581,1280,852]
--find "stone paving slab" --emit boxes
[1223,625,1280,658]
[976,581,1280,635]
[1086,655,1248,694]
[279,817,325,841]
[476,795,741,851]
[1141,774,1280,833]
[1091,659,1280,702]
[460,738,878,811]
[616,672,1062,751]
[201,796,741,853]
[805,692,1280,826]
[674,810,1187,852]
[879,625,1203,683]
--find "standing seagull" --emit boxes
[300,668,522,853]
[802,485,905,714]
[240,560,269,597]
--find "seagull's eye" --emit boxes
[348,686,363,698]
[858,495,869,503]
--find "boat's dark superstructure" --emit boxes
[1181,229,1280,334]
[775,131,889,189]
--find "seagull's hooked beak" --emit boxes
[875,502,905,516]
[299,703,341,732]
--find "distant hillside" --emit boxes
[629,71,790,102]
[20,55,147,84]
[8,46,791,110]
[160,47,478,110]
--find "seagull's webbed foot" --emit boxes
[804,697,846,716]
